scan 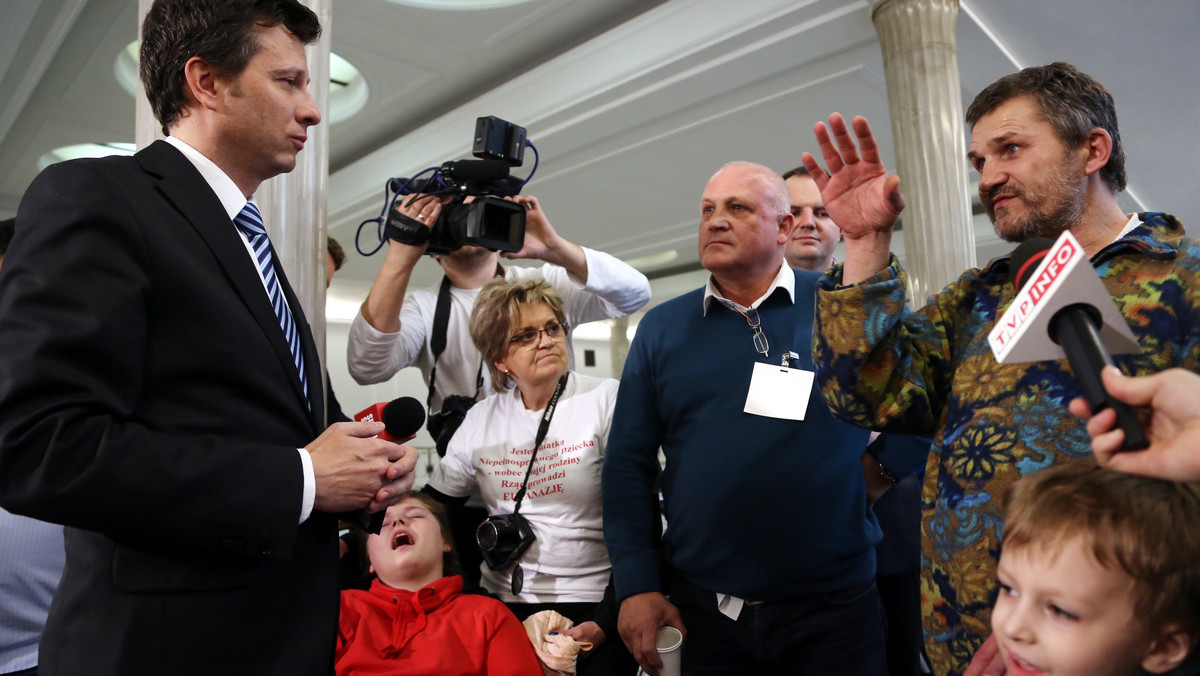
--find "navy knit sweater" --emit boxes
[603,269,880,602]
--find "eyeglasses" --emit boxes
[730,306,769,357]
[509,322,569,347]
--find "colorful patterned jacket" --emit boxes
[812,213,1200,676]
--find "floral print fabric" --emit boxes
[812,213,1200,676]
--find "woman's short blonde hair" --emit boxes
[470,278,567,393]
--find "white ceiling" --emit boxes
[2,0,1198,317]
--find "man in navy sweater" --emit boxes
[602,162,886,675]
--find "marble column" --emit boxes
[609,317,630,380]
[135,0,161,150]
[872,0,975,305]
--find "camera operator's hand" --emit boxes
[387,193,442,257]
[360,194,443,333]
[502,195,589,282]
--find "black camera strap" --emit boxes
[424,264,505,414]
[424,276,458,415]
[512,372,569,515]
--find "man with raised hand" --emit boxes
[805,63,1200,676]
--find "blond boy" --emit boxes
[993,457,1200,675]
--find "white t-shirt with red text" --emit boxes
[428,372,615,604]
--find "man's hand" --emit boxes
[359,194,443,333]
[306,421,419,513]
[617,592,685,676]
[367,442,419,512]
[501,195,588,280]
[963,634,1006,676]
[801,114,904,240]
[801,114,904,285]
[388,193,441,259]
[1068,366,1200,481]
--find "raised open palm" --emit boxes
[801,114,904,240]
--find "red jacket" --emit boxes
[337,575,542,675]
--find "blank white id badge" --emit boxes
[744,362,813,421]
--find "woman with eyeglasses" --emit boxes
[423,278,637,675]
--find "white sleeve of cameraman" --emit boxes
[510,247,650,326]
[346,290,432,385]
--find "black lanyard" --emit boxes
[511,372,569,514]
[426,262,505,412]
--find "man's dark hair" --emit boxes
[781,166,811,181]
[782,166,829,180]
[140,0,321,135]
[327,236,345,271]
[0,218,13,255]
[966,62,1125,194]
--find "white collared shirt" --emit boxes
[162,137,272,293]
[701,261,795,316]
[1114,213,1143,242]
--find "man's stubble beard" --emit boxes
[989,160,1086,244]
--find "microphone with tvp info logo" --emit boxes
[988,231,1147,451]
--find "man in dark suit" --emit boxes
[0,2,417,674]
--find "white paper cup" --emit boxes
[655,625,683,676]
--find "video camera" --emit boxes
[384,116,532,255]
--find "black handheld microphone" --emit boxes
[349,397,426,533]
[381,397,425,442]
[353,396,425,442]
[1010,239,1148,450]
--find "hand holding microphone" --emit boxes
[1069,367,1200,481]
[354,397,426,531]
[310,397,425,528]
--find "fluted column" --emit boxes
[135,0,161,150]
[872,0,974,304]
[609,317,630,379]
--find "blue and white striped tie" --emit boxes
[233,202,308,402]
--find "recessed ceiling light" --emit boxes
[114,42,369,124]
[625,249,678,271]
[569,320,639,342]
[384,0,536,9]
[114,41,140,98]
[325,296,363,323]
[38,143,135,172]
[328,53,369,123]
